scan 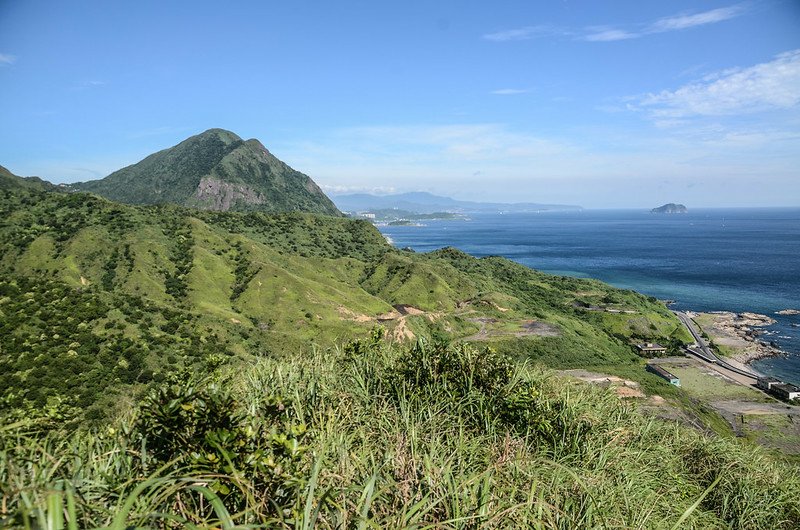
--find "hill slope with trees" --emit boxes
[69,129,341,215]
[2,176,796,528]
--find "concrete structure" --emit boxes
[771,383,800,401]
[756,377,782,392]
[636,342,668,356]
[646,364,681,386]
[755,377,800,401]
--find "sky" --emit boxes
[1,0,799,208]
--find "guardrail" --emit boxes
[685,347,717,364]
[684,347,759,380]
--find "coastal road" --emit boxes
[674,311,719,361]
[673,311,761,383]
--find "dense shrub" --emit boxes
[136,374,308,517]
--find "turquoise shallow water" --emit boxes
[379,208,800,382]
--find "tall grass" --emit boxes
[2,336,798,528]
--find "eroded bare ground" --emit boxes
[338,304,445,342]
[337,306,373,323]
[520,320,560,336]
[338,297,561,343]
[559,370,645,399]
[464,318,560,341]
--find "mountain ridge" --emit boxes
[333,191,582,214]
[70,128,341,216]
[0,164,61,192]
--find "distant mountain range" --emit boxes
[9,131,578,217]
[68,128,341,216]
[332,191,581,214]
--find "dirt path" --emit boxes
[339,304,436,342]
[340,301,559,344]
[463,318,560,341]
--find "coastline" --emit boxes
[689,310,789,367]
[379,210,800,383]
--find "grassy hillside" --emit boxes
[1,184,798,527]
[0,185,692,424]
[3,339,798,528]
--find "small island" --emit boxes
[651,203,688,214]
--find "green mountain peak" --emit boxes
[71,128,341,215]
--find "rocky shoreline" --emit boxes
[689,310,789,365]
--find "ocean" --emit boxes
[378,208,800,382]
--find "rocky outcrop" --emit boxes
[191,176,265,211]
[695,311,786,364]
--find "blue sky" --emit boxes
[1,0,799,207]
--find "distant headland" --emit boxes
[651,203,688,214]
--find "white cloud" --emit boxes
[583,4,746,42]
[0,53,16,65]
[636,49,800,119]
[482,25,567,42]
[268,118,800,207]
[583,28,638,42]
[650,5,744,32]
[336,124,571,161]
[491,88,527,95]
[272,123,577,189]
[72,79,108,91]
[487,4,746,44]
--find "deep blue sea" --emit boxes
[379,208,800,382]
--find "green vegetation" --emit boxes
[0,165,61,193]
[3,175,797,527]
[69,129,341,215]
[664,364,770,402]
[742,414,800,459]
[0,184,691,423]
[3,339,799,528]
